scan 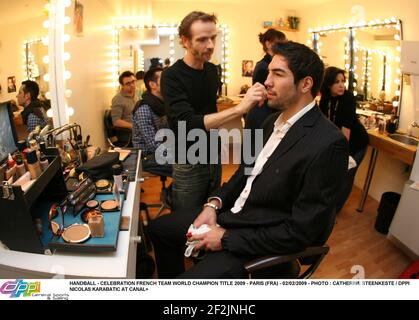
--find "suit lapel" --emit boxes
[261,106,321,172]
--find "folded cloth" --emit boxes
[348,155,357,170]
[184,224,212,258]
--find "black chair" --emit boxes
[244,210,336,279]
[140,171,172,224]
[104,109,132,148]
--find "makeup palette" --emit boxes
[100,199,119,212]
[86,199,99,209]
[61,224,91,243]
[95,179,112,192]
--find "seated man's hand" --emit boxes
[189,226,226,252]
[193,201,219,228]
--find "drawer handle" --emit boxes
[131,236,142,244]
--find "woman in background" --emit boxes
[319,67,369,213]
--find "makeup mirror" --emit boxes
[24,39,50,97]
[310,18,403,118]
[118,25,224,74]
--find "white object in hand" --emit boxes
[348,156,357,170]
[184,224,212,258]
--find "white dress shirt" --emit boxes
[231,101,316,213]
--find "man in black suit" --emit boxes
[148,41,348,279]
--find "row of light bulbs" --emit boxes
[110,22,230,88]
[309,17,402,108]
[42,0,74,118]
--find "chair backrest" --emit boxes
[104,109,116,138]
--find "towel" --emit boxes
[184,224,212,258]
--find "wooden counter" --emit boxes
[357,130,417,212]
[367,130,417,165]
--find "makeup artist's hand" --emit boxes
[235,82,267,114]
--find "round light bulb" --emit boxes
[46,109,53,117]
[63,34,71,42]
[43,74,50,82]
[45,91,51,100]
[63,52,71,61]
[66,107,74,117]
[43,56,49,64]
[63,16,71,25]
[64,71,72,80]
[64,0,72,8]
[65,89,73,98]
[43,20,50,29]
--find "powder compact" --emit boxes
[61,224,91,243]
[95,179,112,192]
[100,199,119,212]
[81,209,102,223]
[86,199,99,209]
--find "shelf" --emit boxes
[263,25,299,32]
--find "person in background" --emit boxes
[17,80,48,132]
[161,11,266,210]
[111,71,137,145]
[244,28,287,131]
[148,41,348,278]
[132,67,172,177]
[319,66,369,213]
[135,70,146,99]
[163,58,171,70]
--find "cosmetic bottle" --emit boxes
[112,164,123,192]
[26,149,42,180]
[40,156,49,171]
[15,155,26,178]
[5,154,17,181]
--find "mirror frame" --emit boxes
[309,18,403,120]
[111,22,230,94]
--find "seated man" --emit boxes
[17,80,48,133]
[147,41,349,279]
[111,71,137,144]
[132,67,172,177]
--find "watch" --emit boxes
[203,202,219,213]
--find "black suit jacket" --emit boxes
[214,106,349,257]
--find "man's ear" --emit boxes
[300,76,313,94]
[181,36,190,49]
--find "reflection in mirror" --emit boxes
[353,27,401,113]
[115,24,227,92]
[310,18,403,118]
[23,38,49,97]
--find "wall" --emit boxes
[151,1,301,95]
[0,17,45,103]
[65,0,115,149]
[300,0,419,201]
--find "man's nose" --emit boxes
[207,39,215,49]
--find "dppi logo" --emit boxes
[0,280,41,298]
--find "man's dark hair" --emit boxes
[320,66,346,98]
[135,70,145,80]
[178,11,217,40]
[118,71,135,85]
[21,80,39,101]
[258,28,287,53]
[272,41,324,98]
[144,67,163,92]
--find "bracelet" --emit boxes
[203,202,219,213]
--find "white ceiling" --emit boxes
[0,0,336,25]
